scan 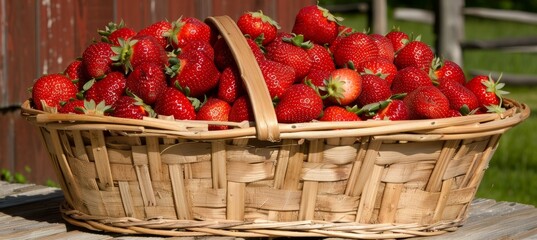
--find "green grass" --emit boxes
[337,13,537,206]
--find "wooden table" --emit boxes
[1,181,536,239]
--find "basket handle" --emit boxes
[205,16,280,142]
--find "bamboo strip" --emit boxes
[227,182,245,220]
[299,139,323,220]
[345,138,369,196]
[131,146,156,206]
[432,179,454,222]
[378,183,403,223]
[169,164,192,219]
[89,130,114,190]
[146,137,162,181]
[211,141,227,189]
[467,135,501,188]
[350,140,382,196]
[426,140,461,192]
[118,181,135,218]
[356,164,384,223]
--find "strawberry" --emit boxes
[126,62,167,105]
[265,34,313,81]
[394,39,434,71]
[31,73,78,111]
[228,96,254,122]
[217,66,245,103]
[404,86,451,119]
[98,20,137,46]
[63,59,89,90]
[168,50,220,98]
[112,34,168,73]
[356,74,392,107]
[307,43,335,73]
[432,58,466,85]
[81,42,115,79]
[237,10,281,45]
[391,66,433,94]
[180,40,215,60]
[465,74,509,112]
[292,5,341,45]
[370,99,410,120]
[319,106,360,121]
[259,59,296,99]
[385,27,409,52]
[370,33,395,62]
[165,17,212,49]
[112,95,154,120]
[84,71,126,106]
[328,25,354,54]
[213,37,264,70]
[321,68,362,106]
[356,57,398,86]
[196,98,232,130]
[137,20,172,49]
[437,80,480,115]
[58,99,85,114]
[154,87,196,120]
[275,84,323,123]
[304,69,331,90]
[333,32,379,68]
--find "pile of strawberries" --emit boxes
[30,4,509,129]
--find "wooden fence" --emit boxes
[0,0,315,184]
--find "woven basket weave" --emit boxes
[21,16,530,239]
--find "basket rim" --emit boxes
[20,98,530,141]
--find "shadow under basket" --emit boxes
[21,15,530,239]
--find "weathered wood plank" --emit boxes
[0,181,62,209]
[464,7,537,24]
[39,230,114,240]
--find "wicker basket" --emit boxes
[21,16,530,239]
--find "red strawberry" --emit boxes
[64,59,89,90]
[228,96,254,122]
[213,37,264,70]
[292,5,341,45]
[84,71,126,106]
[58,99,85,114]
[237,10,281,45]
[319,106,360,121]
[432,58,466,85]
[404,86,451,119]
[275,84,323,123]
[265,34,313,81]
[391,66,433,94]
[196,98,232,130]
[304,69,331,90]
[112,34,168,73]
[259,59,296,99]
[437,80,480,115]
[328,25,354,54]
[137,20,172,49]
[465,74,509,112]
[356,74,392,107]
[180,40,214,60]
[98,21,136,46]
[32,73,78,111]
[321,68,362,106]
[168,50,220,98]
[126,62,167,105]
[307,43,336,72]
[333,32,379,68]
[165,17,212,49]
[370,99,410,120]
[81,42,115,79]
[370,33,395,62]
[356,57,398,86]
[217,66,245,103]
[394,40,434,71]
[385,27,409,52]
[154,87,196,120]
[112,95,154,120]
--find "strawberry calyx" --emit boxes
[250,10,281,29]
[78,99,112,116]
[111,38,139,73]
[125,89,157,118]
[282,34,313,50]
[319,76,346,103]
[98,20,126,43]
[316,5,344,24]
[483,73,509,99]
[163,18,184,47]
[173,81,203,111]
